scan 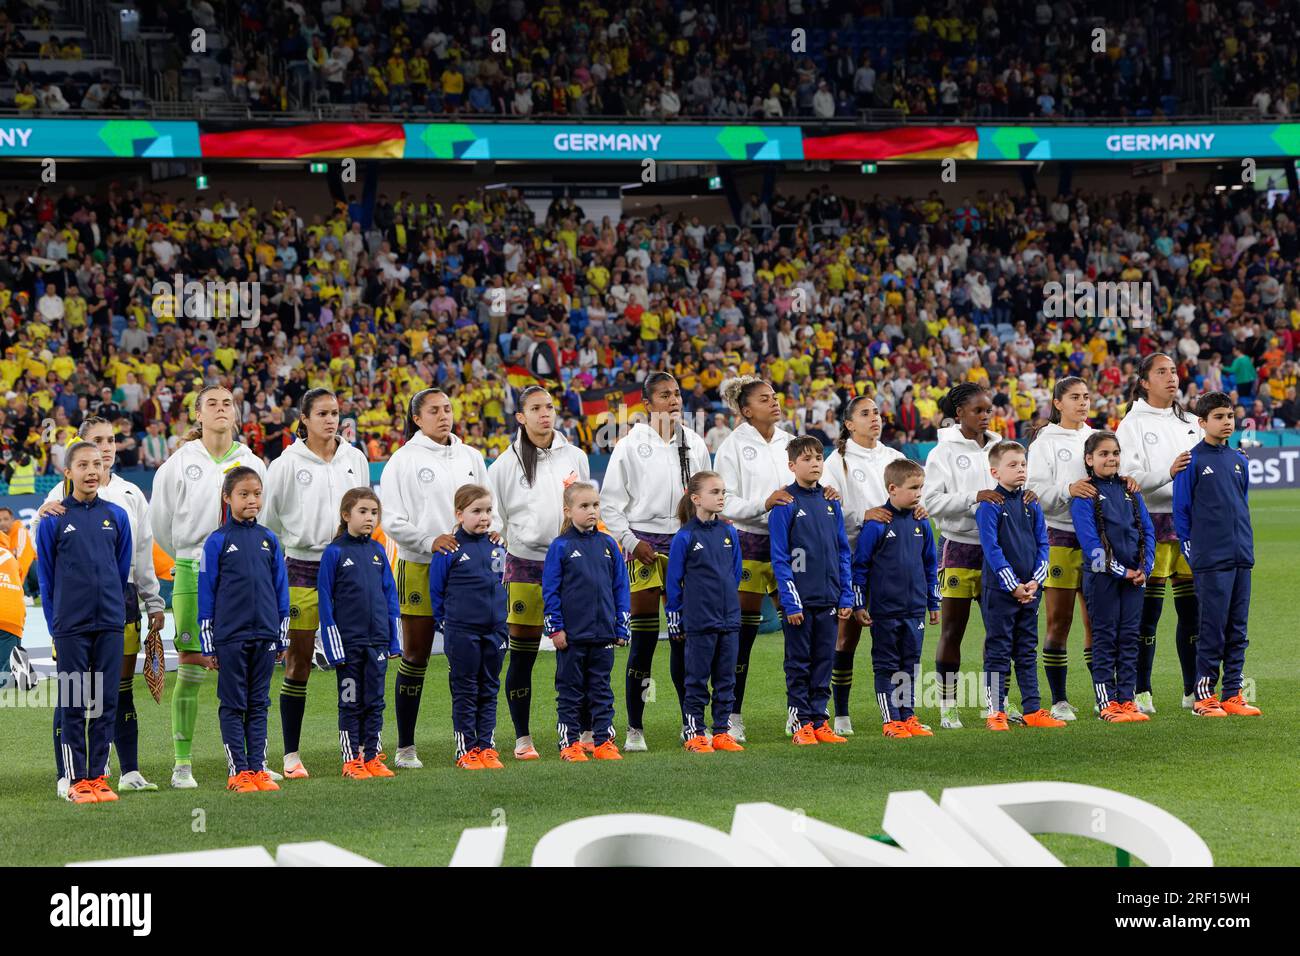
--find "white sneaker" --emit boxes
[394,745,423,769]
[56,776,69,799]
[704,731,714,746]
[1006,703,1025,724]
[1134,691,1156,714]
[833,715,854,736]
[23,595,34,606]
[261,765,284,781]
[1050,701,1078,722]
[939,705,963,730]
[580,730,595,748]
[117,770,158,792]
[170,764,198,789]
[1181,693,1196,710]
[624,728,648,752]
[728,713,746,743]
[282,752,308,778]
[784,710,800,736]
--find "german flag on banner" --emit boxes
[505,365,542,390]
[581,385,644,427]
[198,123,406,160]
[802,126,979,161]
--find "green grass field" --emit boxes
[3,493,1297,867]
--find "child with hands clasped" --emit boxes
[196,467,291,793]
[542,482,631,762]
[974,442,1067,731]
[769,437,855,746]
[429,485,510,770]
[851,459,940,739]
[665,471,745,753]
[317,488,402,778]
[1070,432,1155,723]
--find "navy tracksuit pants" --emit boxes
[555,641,616,748]
[871,617,924,723]
[1083,572,1143,708]
[336,643,390,763]
[1193,568,1251,700]
[215,638,277,775]
[782,606,837,727]
[54,629,123,782]
[980,589,1042,714]
[682,629,738,738]
[445,627,506,756]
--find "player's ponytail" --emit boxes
[513,384,550,487]
[837,394,870,476]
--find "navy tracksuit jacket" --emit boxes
[1173,440,1254,700]
[665,516,743,737]
[1071,477,1156,708]
[975,485,1049,714]
[319,533,401,762]
[852,506,940,723]
[542,525,631,748]
[196,518,290,775]
[769,483,854,727]
[430,527,508,755]
[35,495,132,783]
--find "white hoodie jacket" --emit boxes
[262,437,373,561]
[36,473,163,612]
[715,422,793,536]
[151,439,266,562]
[1026,422,1095,531]
[488,430,590,561]
[922,425,999,545]
[1116,398,1203,514]
[601,421,711,552]
[378,432,489,564]
[822,439,904,547]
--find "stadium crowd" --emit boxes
[5,0,1298,119]
[0,167,1297,489]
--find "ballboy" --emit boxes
[851,459,940,739]
[769,436,855,745]
[974,441,1066,731]
[1172,392,1261,718]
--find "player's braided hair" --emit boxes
[645,371,692,492]
[1084,431,1145,574]
[836,394,872,478]
[937,381,985,424]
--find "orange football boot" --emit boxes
[456,749,486,770]
[342,757,374,778]
[985,711,1010,731]
[251,770,281,791]
[364,755,396,777]
[477,749,505,769]
[67,779,99,803]
[902,716,934,737]
[1119,701,1151,722]
[792,723,819,745]
[227,771,259,792]
[683,735,714,753]
[882,720,913,738]
[88,777,119,802]
[558,742,588,762]
[1022,709,1067,728]
[1193,696,1228,718]
[1220,695,1261,716]
[592,740,623,760]
[813,722,847,743]
[1099,702,1134,722]
[710,732,744,751]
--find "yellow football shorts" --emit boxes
[739,559,777,596]
[396,558,432,617]
[507,581,544,628]
[1045,546,1083,590]
[288,585,320,632]
[628,552,669,593]
[1152,541,1192,580]
[939,567,982,599]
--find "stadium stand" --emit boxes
[0,166,1297,491]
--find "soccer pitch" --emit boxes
[3,493,1297,867]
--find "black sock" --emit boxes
[1173,581,1199,697]
[1042,645,1068,705]
[733,614,762,713]
[831,648,855,717]
[668,638,687,721]
[115,679,138,774]
[1136,580,1166,694]
[279,677,308,756]
[936,659,960,707]
[394,659,427,749]
[505,636,540,738]
[624,617,659,730]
